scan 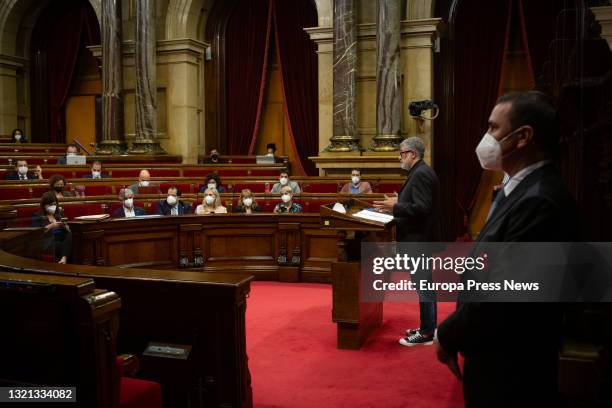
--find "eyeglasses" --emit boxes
[399,150,413,157]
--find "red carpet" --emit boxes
[247,282,464,408]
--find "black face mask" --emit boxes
[53,186,63,193]
[211,154,219,160]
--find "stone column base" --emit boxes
[370,134,403,152]
[128,139,167,154]
[96,140,128,155]
[325,135,361,152]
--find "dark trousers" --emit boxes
[413,267,437,335]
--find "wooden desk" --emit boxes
[68,214,339,283]
[0,228,252,408]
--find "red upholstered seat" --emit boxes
[16,206,39,226]
[301,183,340,193]
[62,203,107,219]
[0,186,32,199]
[109,169,141,178]
[119,377,162,408]
[182,169,211,177]
[84,185,114,196]
[149,168,181,177]
[159,183,192,194]
[232,183,267,193]
[46,169,75,178]
[376,183,404,193]
[301,200,336,213]
[31,186,50,198]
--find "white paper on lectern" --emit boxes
[332,202,347,214]
[353,209,394,224]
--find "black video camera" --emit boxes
[408,100,438,117]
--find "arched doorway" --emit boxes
[29,0,100,143]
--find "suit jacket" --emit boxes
[437,164,579,405]
[5,172,40,180]
[271,181,301,194]
[392,160,440,242]
[112,206,145,218]
[81,173,110,179]
[157,200,192,215]
[57,156,67,165]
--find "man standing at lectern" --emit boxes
[374,136,440,346]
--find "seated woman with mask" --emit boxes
[11,128,27,143]
[195,188,227,214]
[49,174,75,200]
[234,189,261,214]
[273,186,302,213]
[31,191,72,264]
[199,173,226,193]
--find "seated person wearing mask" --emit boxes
[128,169,152,194]
[112,188,145,218]
[266,143,276,157]
[273,186,302,213]
[49,174,75,200]
[234,189,261,214]
[31,191,72,264]
[11,128,27,143]
[81,161,109,179]
[199,173,226,193]
[340,169,372,194]
[195,188,227,214]
[5,160,42,180]
[56,144,79,165]
[202,148,222,164]
[157,186,192,215]
[271,170,301,194]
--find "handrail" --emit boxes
[72,139,92,156]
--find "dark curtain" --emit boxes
[226,0,272,154]
[30,0,99,143]
[520,0,578,81]
[273,0,319,175]
[452,0,512,236]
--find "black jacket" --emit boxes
[393,160,440,242]
[112,206,145,218]
[437,164,579,406]
[157,200,192,215]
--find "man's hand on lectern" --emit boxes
[372,193,398,213]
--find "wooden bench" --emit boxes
[0,228,253,408]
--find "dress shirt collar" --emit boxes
[503,160,552,197]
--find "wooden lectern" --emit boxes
[320,198,395,349]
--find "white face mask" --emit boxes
[475,130,517,171]
[18,166,28,175]
[279,177,289,185]
[243,198,253,207]
[124,198,134,208]
[205,195,215,205]
[351,176,360,184]
[166,195,177,206]
[140,180,150,187]
[14,134,21,141]
[92,170,101,178]
[46,205,57,214]
[281,194,291,203]
[207,183,217,190]
[67,152,77,157]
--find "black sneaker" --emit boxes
[405,328,420,336]
[399,332,434,347]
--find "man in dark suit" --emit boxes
[157,186,192,215]
[56,144,79,165]
[374,136,440,346]
[435,91,579,406]
[112,188,145,218]
[81,160,110,179]
[5,160,43,180]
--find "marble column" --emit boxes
[96,0,127,155]
[129,0,166,154]
[326,0,360,152]
[372,0,403,151]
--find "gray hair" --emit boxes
[400,137,425,159]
